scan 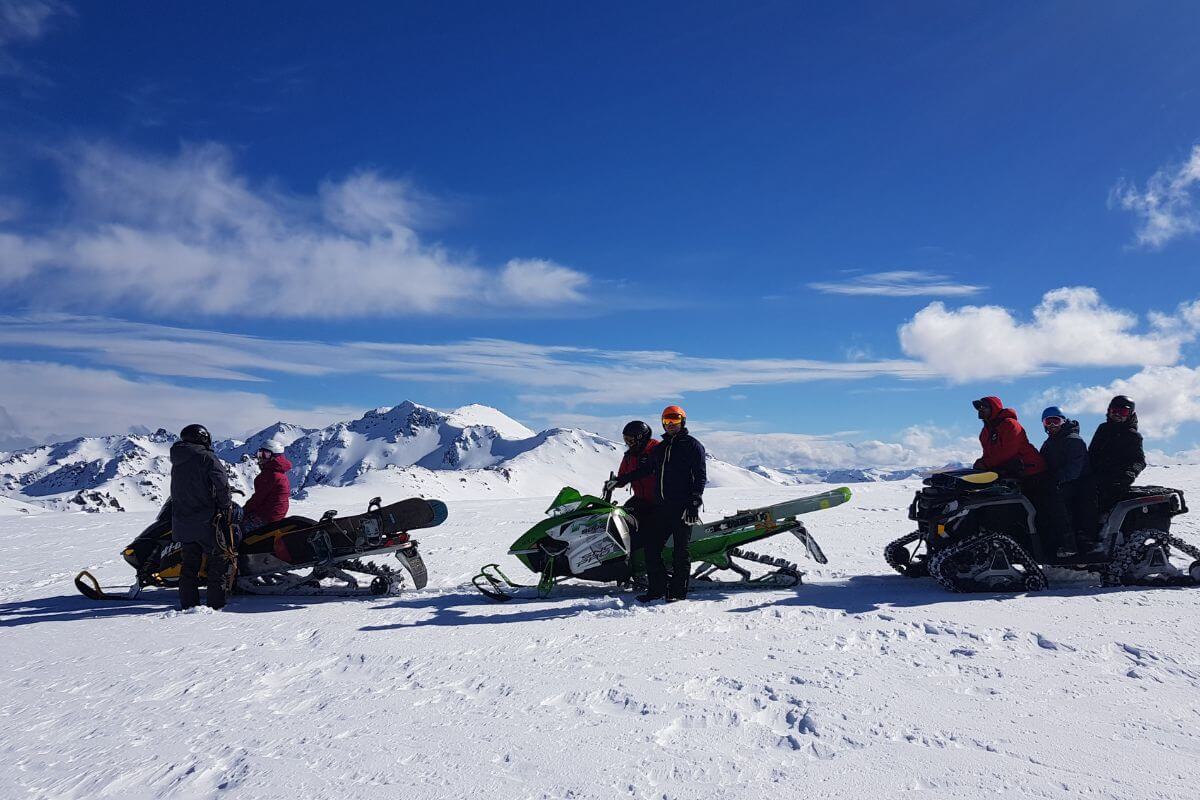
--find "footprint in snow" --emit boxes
[1033,633,1075,652]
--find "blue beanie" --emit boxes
[1041,406,1066,421]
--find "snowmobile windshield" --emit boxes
[546,487,584,516]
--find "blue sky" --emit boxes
[2,1,1200,467]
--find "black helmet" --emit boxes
[622,420,651,450]
[1109,395,1135,411]
[180,423,212,449]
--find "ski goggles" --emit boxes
[1107,406,1133,420]
[661,413,685,424]
[1042,416,1065,428]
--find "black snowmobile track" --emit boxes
[1102,530,1200,587]
[884,531,929,578]
[928,530,1048,593]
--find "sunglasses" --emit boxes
[1042,416,1065,427]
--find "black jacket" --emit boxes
[1088,417,1145,490]
[170,440,233,545]
[1039,420,1091,485]
[623,427,707,509]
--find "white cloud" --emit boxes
[899,287,1200,382]
[0,359,357,442]
[1055,365,1200,439]
[0,141,591,317]
[809,270,985,297]
[701,425,976,471]
[1111,143,1200,249]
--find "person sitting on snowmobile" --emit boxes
[170,423,234,611]
[972,397,1066,554]
[241,439,293,534]
[609,405,706,603]
[616,420,659,538]
[1039,407,1098,554]
[1088,395,1146,511]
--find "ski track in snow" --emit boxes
[3,470,1199,799]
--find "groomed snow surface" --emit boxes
[3,467,1199,799]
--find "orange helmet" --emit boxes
[661,405,686,422]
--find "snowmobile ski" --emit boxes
[73,571,143,602]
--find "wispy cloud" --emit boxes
[0,315,934,416]
[1111,143,1200,249]
[0,141,592,317]
[0,359,358,442]
[809,270,985,297]
[898,287,1200,382]
[0,0,70,83]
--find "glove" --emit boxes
[603,478,621,494]
[972,458,986,470]
[682,504,701,526]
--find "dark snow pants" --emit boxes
[179,541,228,611]
[1060,477,1099,549]
[645,504,692,599]
[1020,473,1073,555]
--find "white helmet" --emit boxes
[260,439,285,454]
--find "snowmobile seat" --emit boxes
[242,514,318,542]
[926,469,1001,491]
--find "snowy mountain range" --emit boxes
[0,401,786,513]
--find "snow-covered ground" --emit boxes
[3,466,1199,799]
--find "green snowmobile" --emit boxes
[472,483,851,601]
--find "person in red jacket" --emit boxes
[971,397,1070,556]
[241,439,292,534]
[972,396,1047,478]
[616,420,659,544]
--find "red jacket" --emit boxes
[618,439,660,504]
[975,397,1046,478]
[243,454,292,523]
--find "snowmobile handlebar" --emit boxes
[602,472,618,504]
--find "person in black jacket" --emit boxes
[170,423,234,610]
[1088,395,1146,511]
[609,404,707,603]
[1039,407,1099,554]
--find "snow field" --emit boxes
[2,469,1199,799]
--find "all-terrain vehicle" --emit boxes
[472,484,849,601]
[74,496,446,600]
[884,469,1200,592]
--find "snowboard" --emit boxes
[249,497,448,567]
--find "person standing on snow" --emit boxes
[170,424,234,611]
[1088,395,1146,511]
[972,397,1067,554]
[615,421,659,545]
[1038,407,1099,554]
[241,439,292,534]
[609,405,706,603]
